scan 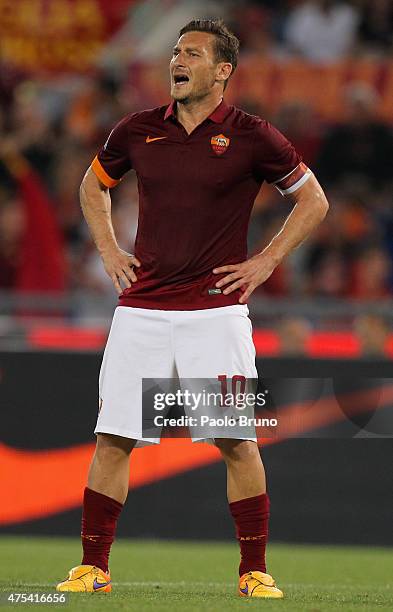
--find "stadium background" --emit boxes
[1,0,392,556]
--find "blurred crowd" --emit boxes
[232,0,393,62]
[250,80,393,302]
[0,0,392,308]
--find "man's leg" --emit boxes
[87,433,136,503]
[215,439,269,576]
[57,433,136,592]
[215,438,265,502]
[81,433,136,573]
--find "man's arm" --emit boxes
[213,173,329,303]
[80,166,140,294]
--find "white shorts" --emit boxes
[95,305,258,446]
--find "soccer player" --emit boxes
[57,19,329,598]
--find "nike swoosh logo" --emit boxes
[145,136,167,143]
[93,578,111,590]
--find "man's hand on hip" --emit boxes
[213,252,278,304]
[101,247,141,295]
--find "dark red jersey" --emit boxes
[92,99,309,309]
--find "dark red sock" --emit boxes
[229,493,270,576]
[81,487,123,573]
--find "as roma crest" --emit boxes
[211,133,230,156]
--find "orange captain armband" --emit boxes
[91,156,120,188]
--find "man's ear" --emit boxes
[216,62,233,85]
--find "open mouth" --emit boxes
[173,74,190,86]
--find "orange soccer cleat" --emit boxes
[56,565,111,593]
[238,570,284,598]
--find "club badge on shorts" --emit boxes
[211,133,230,156]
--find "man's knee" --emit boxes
[215,439,260,463]
[95,433,136,463]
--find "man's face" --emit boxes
[170,31,224,102]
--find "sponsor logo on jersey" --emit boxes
[211,134,230,155]
[146,136,167,143]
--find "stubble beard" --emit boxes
[173,80,214,106]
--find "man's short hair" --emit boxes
[179,19,240,90]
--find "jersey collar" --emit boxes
[164,98,230,123]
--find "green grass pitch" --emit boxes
[0,537,392,611]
